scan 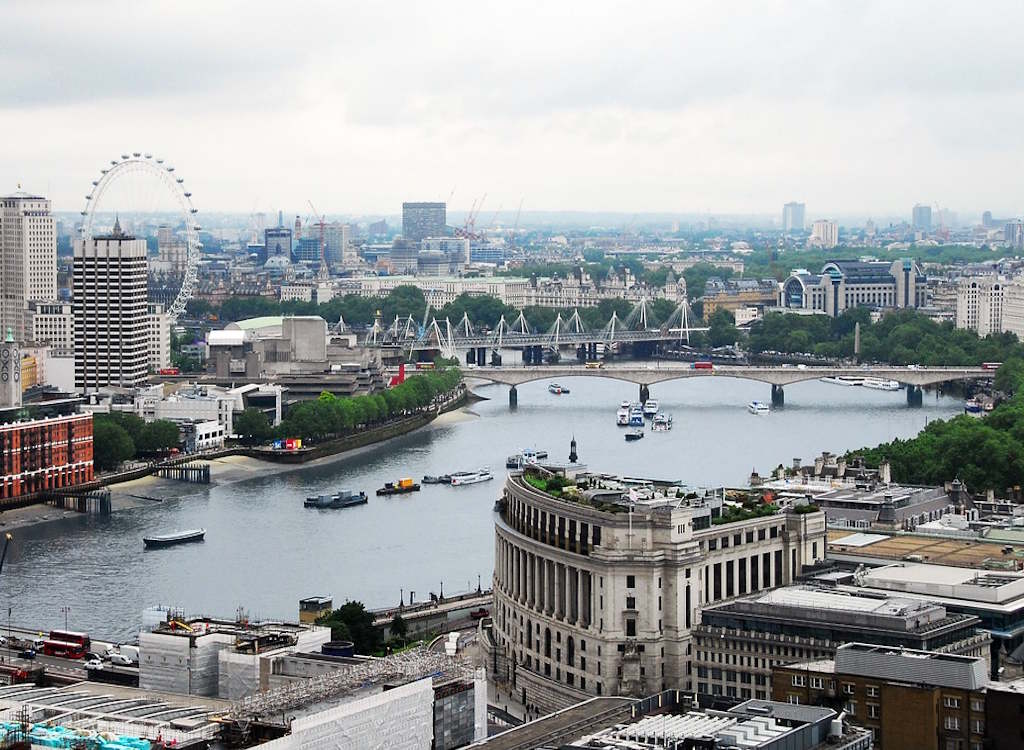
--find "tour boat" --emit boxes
[616,406,630,426]
[144,529,205,549]
[548,383,570,394]
[628,409,645,427]
[861,378,901,391]
[642,399,660,418]
[964,399,983,414]
[820,376,863,386]
[747,401,771,415]
[625,429,644,442]
[450,469,494,486]
[652,413,673,431]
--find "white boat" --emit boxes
[619,400,631,409]
[642,399,659,418]
[820,376,863,386]
[548,383,569,394]
[628,409,645,427]
[747,401,771,414]
[861,377,901,391]
[652,413,673,431]
[450,469,494,486]
[616,407,630,426]
[964,399,982,414]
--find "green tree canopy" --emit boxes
[234,408,272,445]
[92,419,135,471]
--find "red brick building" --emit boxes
[0,411,94,502]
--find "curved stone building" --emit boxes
[484,469,826,714]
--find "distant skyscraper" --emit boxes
[782,202,805,232]
[1005,220,1024,249]
[809,219,838,248]
[1,189,57,342]
[402,202,446,242]
[73,218,149,391]
[324,223,352,268]
[264,226,293,264]
[912,204,932,232]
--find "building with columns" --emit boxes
[484,468,826,714]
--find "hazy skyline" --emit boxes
[3,1,1023,219]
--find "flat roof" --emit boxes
[828,528,1024,568]
[751,586,935,617]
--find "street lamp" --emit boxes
[60,606,70,631]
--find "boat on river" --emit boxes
[652,413,673,431]
[625,429,644,442]
[642,399,659,418]
[377,478,421,496]
[450,469,494,486]
[616,406,630,426]
[144,529,205,549]
[628,408,644,427]
[548,383,570,394]
[423,474,452,484]
[820,376,863,386]
[861,377,901,391]
[747,401,771,415]
[304,490,368,508]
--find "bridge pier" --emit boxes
[906,385,923,407]
[639,384,650,404]
[509,385,518,408]
[577,345,587,362]
[589,343,598,361]
[771,384,785,407]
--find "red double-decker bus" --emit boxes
[42,640,87,659]
[48,630,90,650]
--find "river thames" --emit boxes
[5,376,961,638]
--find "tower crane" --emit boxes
[307,200,328,278]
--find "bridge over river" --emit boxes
[464,363,992,406]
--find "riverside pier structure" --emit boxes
[483,467,827,713]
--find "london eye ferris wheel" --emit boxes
[80,152,201,322]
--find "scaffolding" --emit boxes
[226,647,473,723]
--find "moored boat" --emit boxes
[144,529,205,549]
[305,491,368,508]
[964,398,983,414]
[747,401,771,414]
[820,376,864,386]
[628,408,644,427]
[652,413,673,431]
[548,383,570,394]
[625,429,644,441]
[423,474,452,484]
[861,377,901,391]
[450,469,494,486]
[616,406,630,426]
[377,478,421,496]
[642,399,659,418]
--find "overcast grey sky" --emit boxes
[2,1,1022,218]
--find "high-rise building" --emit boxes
[147,303,171,372]
[956,276,1005,336]
[264,226,293,264]
[782,202,805,232]
[422,236,470,274]
[1,190,57,342]
[73,218,149,391]
[389,239,420,274]
[324,223,352,268]
[913,203,932,232]
[402,202,446,243]
[809,220,838,248]
[1004,220,1024,249]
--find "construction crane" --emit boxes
[307,200,328,278]
[510,198,524,252]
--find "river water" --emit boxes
[4,377,961,639]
